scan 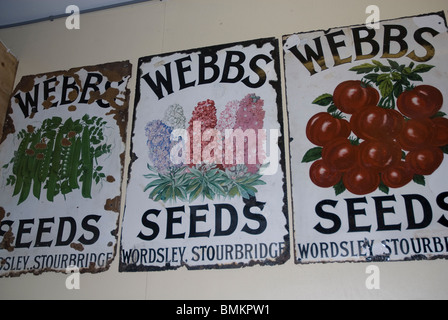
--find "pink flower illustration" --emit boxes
[187,99,218,166]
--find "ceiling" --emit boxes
[0,0,154,29]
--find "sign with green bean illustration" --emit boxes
[120,38,289,271]
[0,61,131,276]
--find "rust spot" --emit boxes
[106,175,115,183]
[68,105,77,112]
[26,125,35,133]
[0,207,5,221]
[0,228,15,252]
[42,95,56,109]
[35,142,47,149]
[70,242,84,252]
[61,138,72,147]
[105,196,120,213]
[68,89,78,102]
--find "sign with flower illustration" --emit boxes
[120,38,289,271]
[0,61,131,276]
[284,12,448,263]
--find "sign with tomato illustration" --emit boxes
[120,38,288,271]
[284,12,448,263]
[0,61,131,276]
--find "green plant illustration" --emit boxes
[3,115,112,204]
[142,95,269,203]
[144,163,266,203]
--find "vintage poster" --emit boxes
[284,12,448,263]
[0,61,132,276]
[120,38,288,271]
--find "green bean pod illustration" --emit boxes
[4,115,111,204]
[81,126,93,199]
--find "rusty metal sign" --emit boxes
[284,12,448,263]
[120,38,289,271]
[0,61,131,276]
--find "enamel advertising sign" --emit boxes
[284,12,448,263]
[120,38,289,271]
[0,61,131,276]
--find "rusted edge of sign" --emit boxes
[0,61,132,277]
[120,37,290,272]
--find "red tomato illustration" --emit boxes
[322,138,358,172]
[358,140,402,172]
[406,147,443,175]
[306,112,350,146]
[343,165,380,195]
[431,117,448,147]
[397,118,435,151]
[397,85,443,119]
[381,161,414,188]
[350,106,404,140]
[333,80,379,114]
[309,159,342,188]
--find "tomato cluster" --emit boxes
[306,80,447,195]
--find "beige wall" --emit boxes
[0,0,447,299]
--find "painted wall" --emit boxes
[0,0,447,299]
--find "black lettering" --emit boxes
[314,199,341,234]
[0,220,13,240]
[15,219,34,249]
[43,77,58,108]
[221,51,245,83]
[381,24,408,59]
[288,37,328,75]
[14,84,39,118]
[35,217,54,247]
[60,76,80,105]
[373,195,401,231]
[175,56,196,90]
[137,209,161,241]
[325,30,352,66]
[242,200,267,235]
[166,206,185,239]
[437,192,448,228]
[189,204,211,238]
[56,217,77,246]
[352,26,380,60]
[214,203,238,236]
[346,197,371,232]
[141,63,173,100]
[79,73,103,104]
[407,27,439,62]
[198,52,220,85]
[78,215,101,245]
[403,194,432,230]
[242,54,272,88]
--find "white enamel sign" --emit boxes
[0,61,131,276]
[284,12,448,263]
[120,38,289,271]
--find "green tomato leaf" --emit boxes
[301,147,323,163]
[412,64,435,73]
[312,93,333,106]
